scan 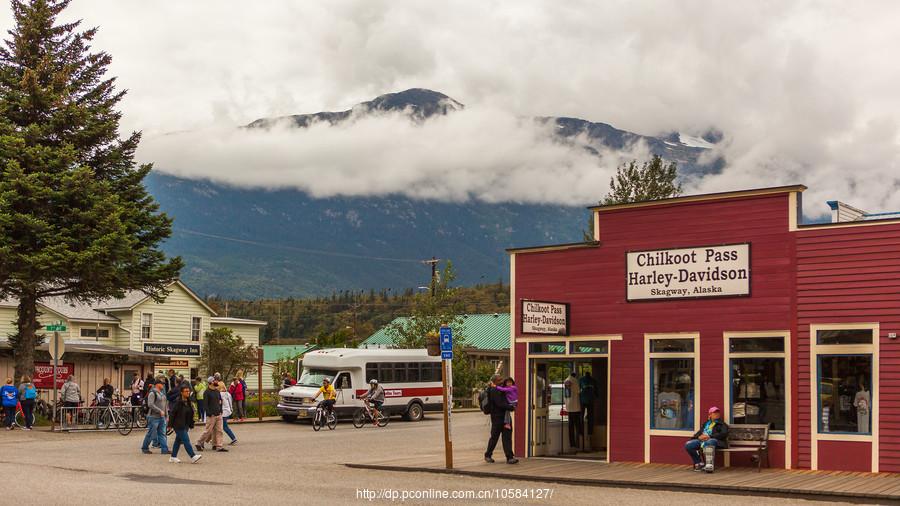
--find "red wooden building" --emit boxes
[508,185,900,472]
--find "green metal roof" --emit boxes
[360,314,510,351]
[262,344,318,362]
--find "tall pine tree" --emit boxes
[0,0,182,380]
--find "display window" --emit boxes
[817,354,872,434]
[726,335,787,432]
[646,334,698,434]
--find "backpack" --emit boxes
[478,387,492,415]
[24,384,37,400]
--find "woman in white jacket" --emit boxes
[219,382,238,446]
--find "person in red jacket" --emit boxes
[228,378,246,421]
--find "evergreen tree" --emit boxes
[0,0,182,380]
[583,155,682,240]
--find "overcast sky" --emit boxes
[6,1,900,215]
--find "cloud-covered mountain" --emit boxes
[148,89,721,298]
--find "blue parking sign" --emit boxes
[439,326,453,351]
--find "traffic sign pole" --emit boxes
[439,324,453,469]
[53,331,58,432]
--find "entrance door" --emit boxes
[334,371,355,411]
[531,362,550,456]
[123,367,141,396]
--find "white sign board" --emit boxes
[626,244,750,301]
[521,300,569,335]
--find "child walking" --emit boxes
[494,377,518,430]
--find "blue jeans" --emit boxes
[685,438,719,465]
[3,405,15,427]
[196,399,206,420]
[223,416,236,442]
[142,416,169,453]
[172,429,195,459]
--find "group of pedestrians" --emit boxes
[140,371,240,464]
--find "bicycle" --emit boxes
[352,400,389,428]
[312,401,337,431]
[14,400,35,429]
[96,403,133,435]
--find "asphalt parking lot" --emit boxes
[0,412,851,505]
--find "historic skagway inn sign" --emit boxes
[143,343,201,356]
[626,244,750,301]
[521,300,569,335]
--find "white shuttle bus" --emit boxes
[276,348,443,423]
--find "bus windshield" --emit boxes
[298,368,336,387]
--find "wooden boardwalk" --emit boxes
[347,452,900,503]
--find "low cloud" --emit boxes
[139,107,646,205]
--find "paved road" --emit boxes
[0,412,846,505]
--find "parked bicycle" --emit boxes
[352,399,389,428]
[312,401,337,431]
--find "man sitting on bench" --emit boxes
[685,406,729,473]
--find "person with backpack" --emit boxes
[1,378,18,429]
[17,376,37,430]
[141,380,170,455]
[483,374,518,464]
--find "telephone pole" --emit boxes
[423,257,440,297]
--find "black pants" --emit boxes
[485,421,513,460]
[583,402,595,436]
[568,411,583,449]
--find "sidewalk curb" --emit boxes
[344,463,900,504]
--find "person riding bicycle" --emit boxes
[310,377,336,416]
[358,379,385,421]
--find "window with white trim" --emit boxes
[80,328,110,339]
[814,328,874,435]
[191,316,201,342]
[141,313,152,340]
[649,337,696,430]
[727,335,786,432]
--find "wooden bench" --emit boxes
[718,423,769,471]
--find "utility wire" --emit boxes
[173,227,424,264]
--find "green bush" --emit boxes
[245,393,279,418]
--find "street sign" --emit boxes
[439,326,452,351]
[441,350,453,360]
[48,332,65,360]
[45,323,67,332]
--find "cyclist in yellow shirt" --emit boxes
[310,377,337,416]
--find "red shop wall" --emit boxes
[514,192,796,465]
[796,222,900,472]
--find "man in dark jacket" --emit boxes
[196,381,224,451]
[484,374,518,464]
[685,406,729,472]
[169,386,202,463]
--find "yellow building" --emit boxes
[0,280,266,397]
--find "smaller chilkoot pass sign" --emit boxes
[627,243,750,301]
[521,300,569,335]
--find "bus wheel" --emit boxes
[404,402,424,422]
[282,415,298,423]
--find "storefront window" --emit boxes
[569,341,608,354]
[817,329,872,345]
[529,342,565,354]
[650,339,694,353]
[650,358,694,430]
[730,357,785,431]
[729,337,783,353]
[818,355,872,434]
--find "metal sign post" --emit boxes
[47,324,66,432]
[439,325,453,469]
[257,348,264,421]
